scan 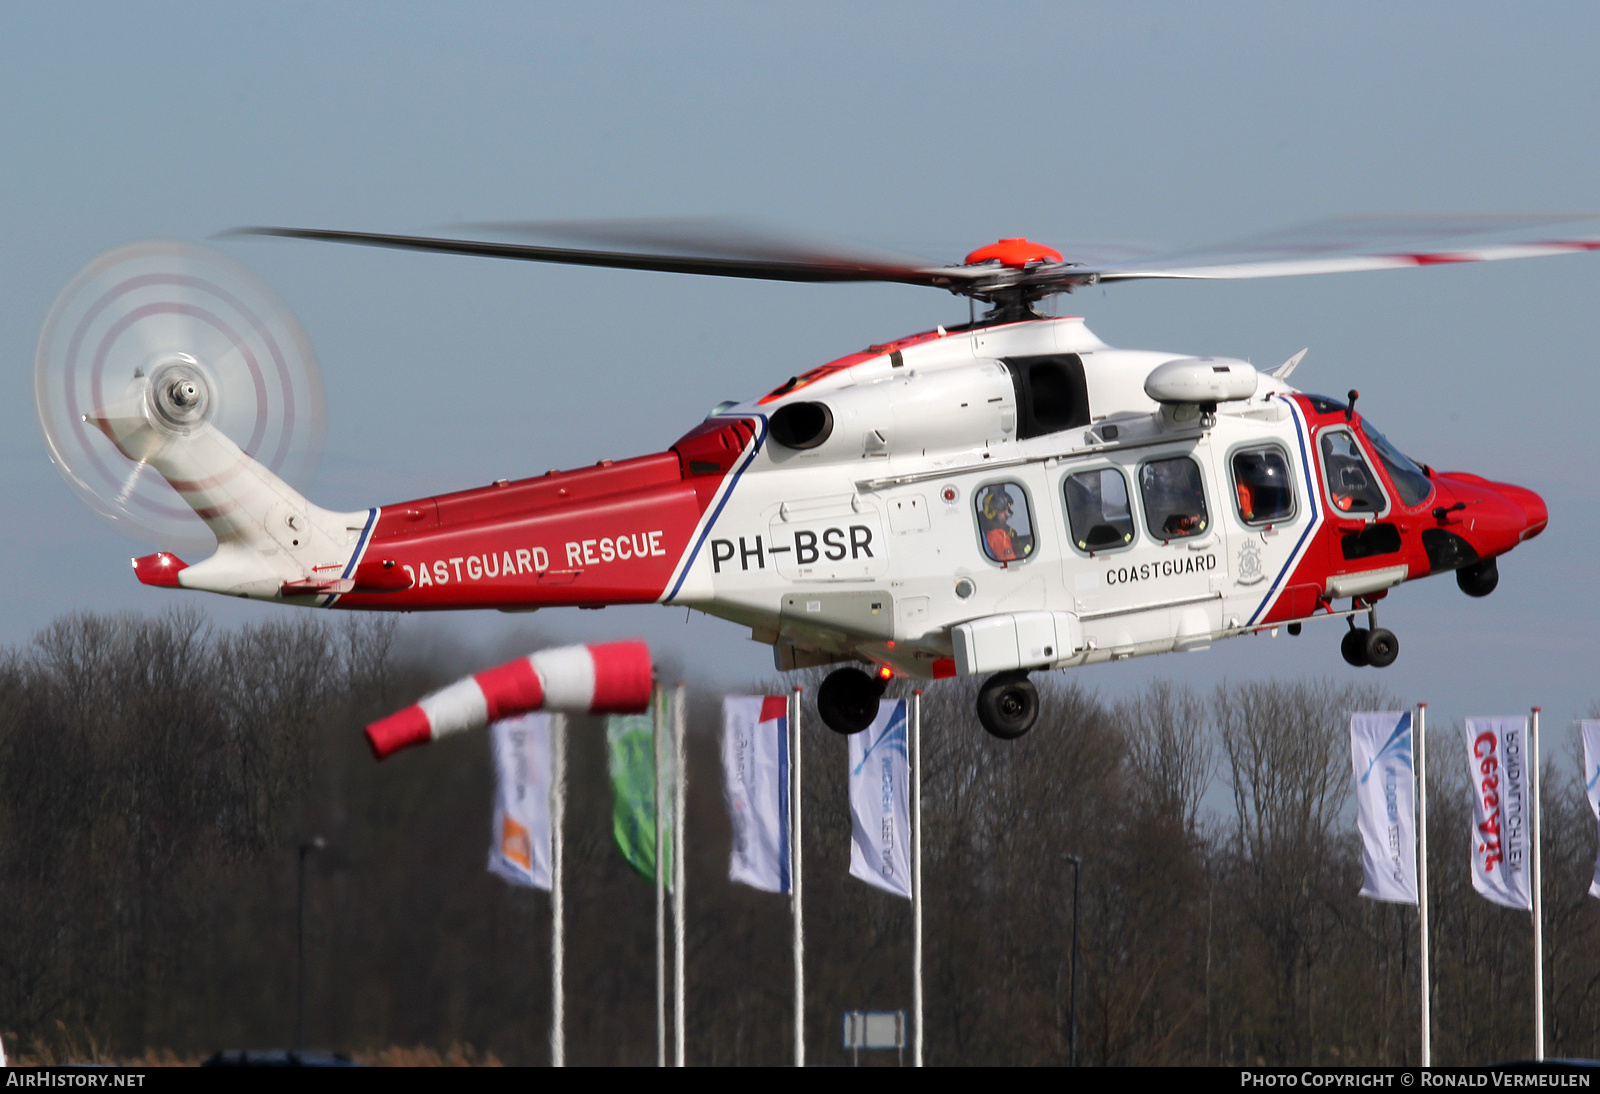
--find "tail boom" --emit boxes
[120,406,759,612]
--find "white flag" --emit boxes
[488,712,552,890]
[1582,720,1600,900]
[721,696,791,893]
[848,699,912,900]
[1350,711,1418,904]
[1465,716,1533,910]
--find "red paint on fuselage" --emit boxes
[756,326,954,404]
[1255,396,1546,626]
[335,420,755,611]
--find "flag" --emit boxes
[721,696,791,893]
[1350,711,1418,904]
[607,704,673,883]
[1582,720,1600,900]
[1465,716,1533,910]
[848,699,911,899]
[488,712,552,890]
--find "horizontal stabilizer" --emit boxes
[280,577,353,597]
[280,559,412,598]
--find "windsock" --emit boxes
[365,639,653,759]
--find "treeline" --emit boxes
[1,611,1598,1065]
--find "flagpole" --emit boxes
[1531,705,1544,1062]
[672,684,687,1067]
[550,713,566,1068]
[790,685,805,1068]
[654,685,667,1068]
[1416,703,1430,1068]
[911,689,924,1068]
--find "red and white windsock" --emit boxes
[365,639,654,760]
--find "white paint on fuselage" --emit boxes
[668,317,1325,680]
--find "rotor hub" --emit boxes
[147,355,215,431]
[963,238,1065,269]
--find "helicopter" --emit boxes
[33,215,1597,738]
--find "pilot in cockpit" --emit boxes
[1320,431,1385,512]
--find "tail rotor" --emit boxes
[34,240,325,554]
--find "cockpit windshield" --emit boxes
[1360,421,1433,508]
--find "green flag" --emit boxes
[607,703,673,882]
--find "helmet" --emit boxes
[981,488,1012,521]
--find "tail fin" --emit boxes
[89,369,373,601]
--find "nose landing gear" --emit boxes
[1457,557,1499,598]
[977,670,1039,739]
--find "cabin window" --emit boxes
[1319,429,1386,514]
[1230,446,1296,525]
[1063,468,1135,552]
[1360,421,1433,509]
[974,482,1036,564]
[1139,456,1209,540]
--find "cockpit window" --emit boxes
[1139,456,1209,540]
[975,482,1036,564]
[1360,421,1433,508]
[1231,446,1296,525]
[1319,429,1386,513]
[1064,467,1135,552]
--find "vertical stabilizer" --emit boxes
[88,365,372,600]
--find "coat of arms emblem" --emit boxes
[1237,538,1265,585]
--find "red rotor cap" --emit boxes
[964,238,1064,268]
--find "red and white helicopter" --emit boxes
[34,215,1598,737]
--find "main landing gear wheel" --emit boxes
[1341,625,1399,669]
[817,667,886,735]
[1340,628,1370,667]
[1364,627,1399,668]
[977,670,1039,739]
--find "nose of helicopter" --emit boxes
[1432,472,1548,554]
[1490,480,1548,540]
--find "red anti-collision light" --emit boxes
[132,552,188,588]
[964,238,1064,268]
[877,665,894,681]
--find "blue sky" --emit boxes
[3,3,1599,749]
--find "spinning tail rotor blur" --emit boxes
[33,240,325,554]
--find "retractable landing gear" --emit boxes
[817,666,887,735]
[977,670,1039,739]
[1340,604,1399,669]
[1457,557,1499,598]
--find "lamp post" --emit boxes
[1064,853,1081,1067]
[296,836,325,1048]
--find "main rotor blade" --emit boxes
[475,218,1166,279]
[466,216,912,266]
[228,225,962,288]
[1087,213,1600,282]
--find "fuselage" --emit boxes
[198,316,1546,680]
